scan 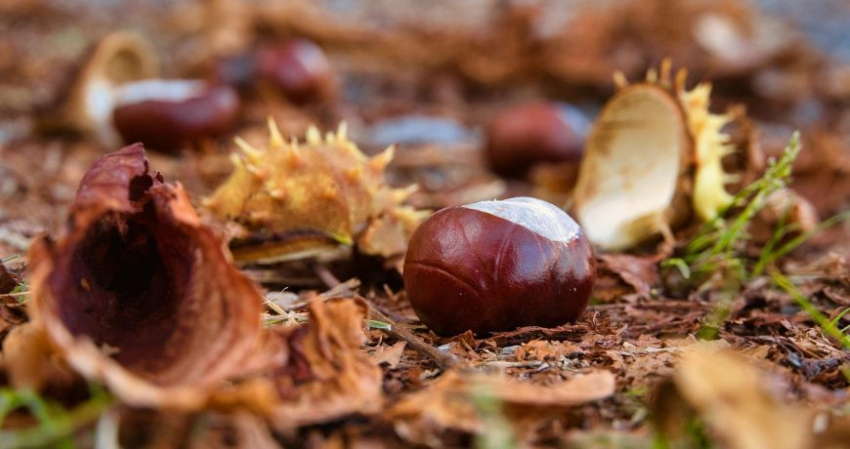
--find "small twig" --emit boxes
[370,308,461,371]
[313,262,460,369]
[318,278,359,300]
[313,262,342,289]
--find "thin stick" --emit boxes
[313,263,342,289]
[370,308,460,371]
[313,262,460,370]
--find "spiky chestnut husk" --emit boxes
[573,61,738,251]
[203,119,428,263]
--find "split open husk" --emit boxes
[204,119,427,263]
[39,31,159,146]
[573,62,739,251]
[28,145,264,409]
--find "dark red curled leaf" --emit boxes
[28,144,264,409]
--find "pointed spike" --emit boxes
[392,184,419,202]
[346,166,362,182]
[370,145,395,172]
[693,82,713,101]
[325,131,335,143]
[660,58,672,82]
[709,113,732,128]
[646,68,658,83]
[290,137,299,150]
[245,163,264,177]
[675,68,689,93]
[341,140,363,158]
[229,153,244,168]
[288,150,301,168]
[234,137,259,155]
[306,126,321,144]
[337,122,348,141]
[613,71,628,89]
[268,117,284,149]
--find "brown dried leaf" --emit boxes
[515,340,580,362]
[371,341,407,369]
[654,347,814,449]
[28,144,264,409]
[240,298,384,431]
[389,370,615,444]
[2,322,80,394]
[490,322,589,346]
[598,254,662,297]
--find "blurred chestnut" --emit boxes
[211,52,257,93]
[403,197,595,336]
[36,31,159,146]
[255,39,333,104]
[484,102,589,178]
[112,80,239,152]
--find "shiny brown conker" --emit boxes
[403,197,596,336]
[484,102,589,178]
[112,80,239,152]
[255,39,333,104]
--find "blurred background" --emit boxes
[0,0,848,253]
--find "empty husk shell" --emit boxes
[573,62,743,251]
[37,31,159,146]
[28,144,264,409]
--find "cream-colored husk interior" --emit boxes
[575,88,686,251]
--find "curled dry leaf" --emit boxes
[574,61,746,251]
[597,253,663,298]
[235,297,383,430]
[371,341,407,368]
[2,322,80,394]
[27,144,264,409]
[654,347,813,449]
[389,370,615,445]
[204,119,428,263]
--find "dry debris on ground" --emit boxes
[0,1,848,448]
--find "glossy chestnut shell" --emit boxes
[485,102,588,178]
[256,39,333,104]
[403,197,595,336]
[112,80,239,152]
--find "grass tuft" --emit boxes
[0,385,112,448]
[666,132,803,285]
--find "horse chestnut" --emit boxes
[255,39,333,104]
[112,80,239,152]
[403,197,595,336]
[484,102,589,178]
